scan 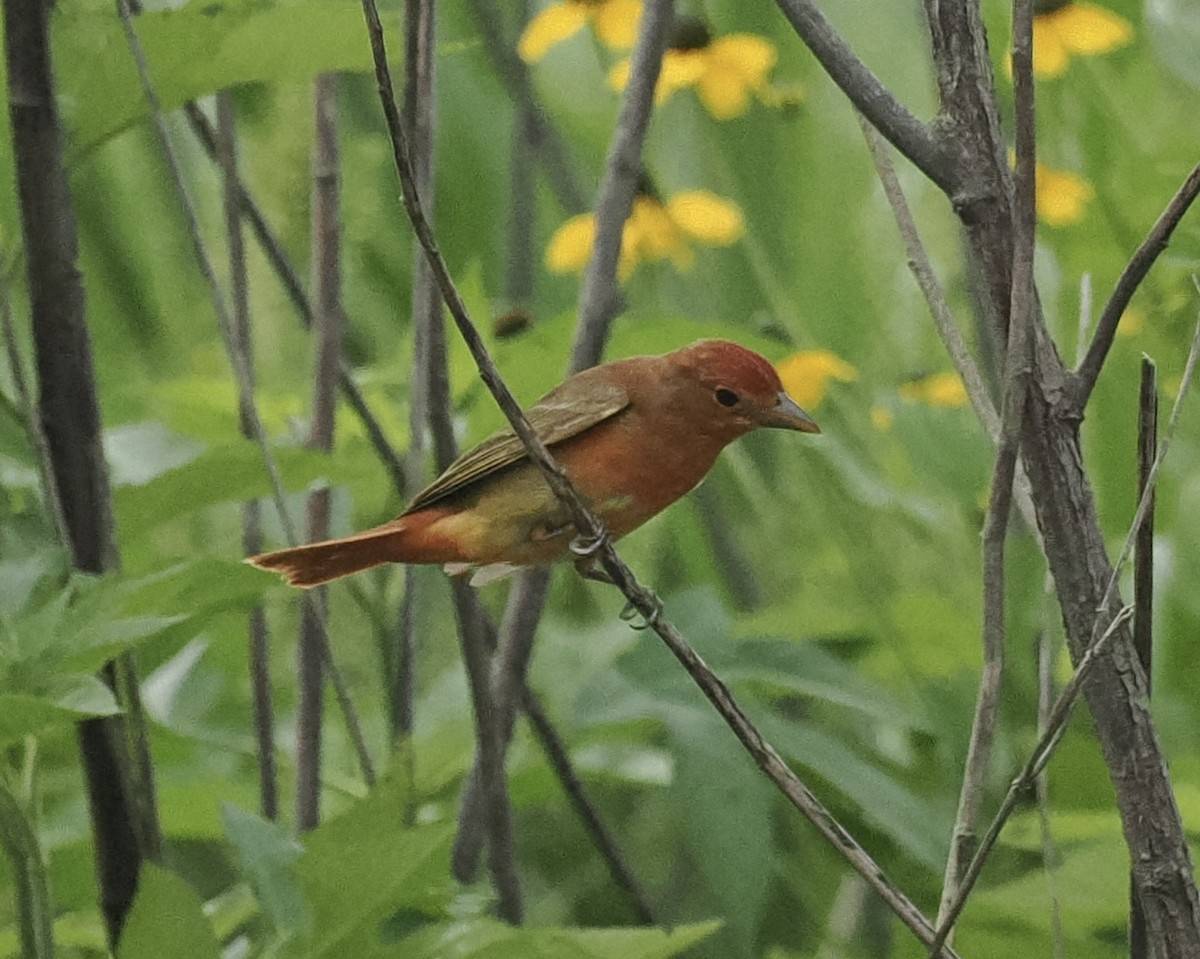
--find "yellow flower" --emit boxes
[775,350,857,410]
[1030,1,1133,78]
[1036,162,1095,226]
[609,17,777,119]
[518,0,641,63]
[546,189,744,279]
[899,372,969,408]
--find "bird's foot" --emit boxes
[569,523,609,558]
[619,594,663,631]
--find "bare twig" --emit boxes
[773,0,955,193]
[1130,356,1157,959]
[215,92,279,822]
[928,605,1134,958]
[936,0,1036,934]
[569,0,673,366]
[857,116,1042,542]
[359,0,961,948]
[1073,162,1200,409]
[931,308,1200,953]
[1034,623,1065,959]
[116,0,377,792]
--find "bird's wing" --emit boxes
[403,377,630,513]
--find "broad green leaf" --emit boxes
[222,804,307,936]
[116,863,220,959]
[0,675,119,744]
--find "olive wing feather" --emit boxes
[403,378,630,514]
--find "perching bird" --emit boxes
[248,339,819,588]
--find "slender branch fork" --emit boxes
[356,0,960,952]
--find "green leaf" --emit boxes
[222,804,307,936]
[116,863,221,959]
[391,918,720,959]
[0,675,119,744]
[292,778,455,958]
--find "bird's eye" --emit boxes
[715,387,739,408]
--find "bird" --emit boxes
[247,339,819,588]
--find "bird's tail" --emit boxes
[247,515,446,588]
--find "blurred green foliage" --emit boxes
[1,0,1198,956]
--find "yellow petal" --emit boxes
[546,213,596,273]
[628,196,683,262]
[709,35,777,82]
[776,350,858,409]
[592,0,642,49]
[657,50,708,102]
[607,59,632,92]
[696,65,755,119]
[898,372,968,408]
[666,191,744,245]
[1050,2,1133,56]
[1031,17,1071,77]
[1035,163,1095,227]
[1117,306,1144,337]
[518,2,590,63]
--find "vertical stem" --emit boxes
[216,91,279,823]
[4,0,162,945]
[296,72,345,832]
[1130,357,1157,959]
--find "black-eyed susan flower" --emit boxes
[899,372,969,408]
[608,16,777,119]
[546,187,744,279]
[1035,162,1095,226]
[1030,1,1133,78]
[518,0,641,63]
[775,350,858,410]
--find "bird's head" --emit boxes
[672,339,821,438]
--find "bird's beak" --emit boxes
[761,391,821,433]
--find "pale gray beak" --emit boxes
[761,391,820,433]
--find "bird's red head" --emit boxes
[672,339,821,435]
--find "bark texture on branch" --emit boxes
[921,3,1200,952]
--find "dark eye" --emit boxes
[714,387,739,408]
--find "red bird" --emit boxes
[248,339,819,588]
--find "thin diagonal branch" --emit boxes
[773,0,955,193]
[1073,162,1200,410]
[936,0,1036,930]
[359,0,960,949]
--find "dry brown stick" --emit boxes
[1130,357,1158,959]
[357,0,959,949]
[115,0,377,792]
[1073,163,1200,409]
[215,93,279,823]
[936,0,1036,934]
